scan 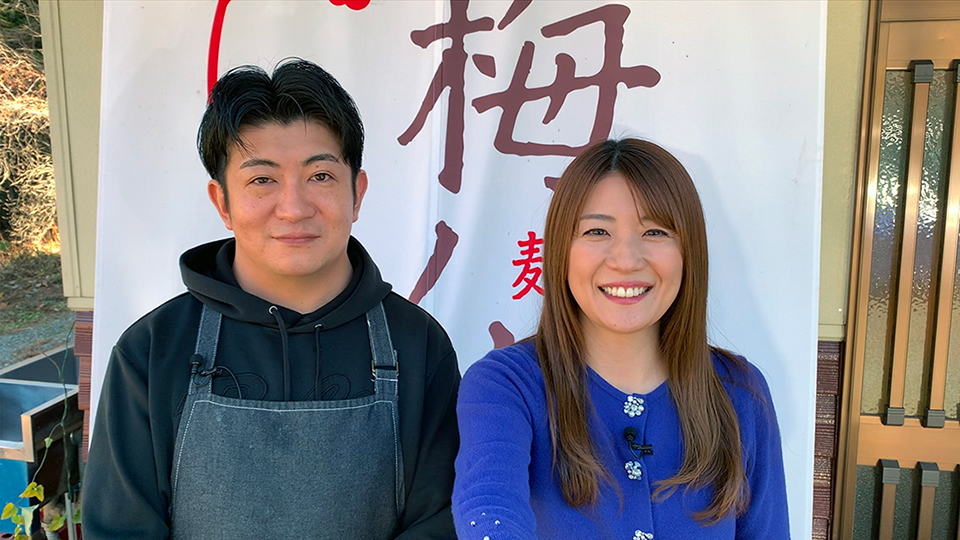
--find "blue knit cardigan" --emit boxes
[452,341,789,540]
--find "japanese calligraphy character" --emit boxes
[473,3,660,186]
[512,231,544,300]
[397,0,495,194]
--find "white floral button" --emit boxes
[633,530,653,540]
[624,460,642,480]
[623,395,645,417]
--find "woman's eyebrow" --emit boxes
[579,213,614,222]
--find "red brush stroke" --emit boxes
[330,0,371,10]
[488,321,516,349]
[208,0,371,100]
[409,221,458,305]
[497,0,532,30]
[472,54,496,78]
[207,0,232,101]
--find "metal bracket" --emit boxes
[918,461,939,487]
[922,408,945,428]
[911,60,934,83]
[880,459,901,484]
[883,406,905,426]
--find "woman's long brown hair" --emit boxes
[535,139,748,522]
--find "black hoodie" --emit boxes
[83,237,460,539]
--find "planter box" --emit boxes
[0,346,78,386]
[0,349,82,536]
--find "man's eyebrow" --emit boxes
[303,153,340,167]
[239,158,280,170]
[579,213,615,222]
[237,154,340,170]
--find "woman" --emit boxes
[453,139,789,539]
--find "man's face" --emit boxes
[209,120,366,293]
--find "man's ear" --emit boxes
[352,170,368,222]
[208,179,233,230]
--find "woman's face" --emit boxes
[567,173,683,344]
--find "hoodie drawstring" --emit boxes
[314,325,323,400]
[268,306,292,401]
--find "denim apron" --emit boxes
[169,303,404,539]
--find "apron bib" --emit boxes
[170,303,404,539]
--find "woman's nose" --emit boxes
[607,235,647,270]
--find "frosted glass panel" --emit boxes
[944,71,960,420]
[853,466,960,539]
[949,225,960,418]
[904,70,955,416]
[862,71,911,415]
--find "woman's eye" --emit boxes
[645,228,671,238]
[583,228,608,237]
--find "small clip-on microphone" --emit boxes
[623,427,653,457]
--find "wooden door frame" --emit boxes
[835,2,960,538]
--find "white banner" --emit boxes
[94,1,825,536]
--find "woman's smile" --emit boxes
[598,282,653,303]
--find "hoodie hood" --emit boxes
[180,237,392,333]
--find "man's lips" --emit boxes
[273,234,319,244]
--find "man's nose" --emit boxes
[275,180,315,221]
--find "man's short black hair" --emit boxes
[198,58,364,198]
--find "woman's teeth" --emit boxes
[600,286,651,298]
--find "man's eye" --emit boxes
[251,177,273,185]
[310,172,330,182]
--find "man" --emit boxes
[84,60,460,539]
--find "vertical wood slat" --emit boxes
[925,63,960,428]
[886,60,934,425]
[837,9,885,538]
[878,459,900,540]
[916,462,939,538]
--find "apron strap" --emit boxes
[189,304,222,395]
[172,303,222,498]
[367,302,398,390]
[365,301,405,518]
